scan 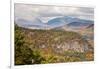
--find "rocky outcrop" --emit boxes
[52,41,90,54]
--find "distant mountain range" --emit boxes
[15,16,94,30]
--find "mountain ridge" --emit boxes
[15,16,94,30]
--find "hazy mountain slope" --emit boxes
[15,18,47,29]
[67,22,91,27]
[15,16,94,30]
[47,16,93,29]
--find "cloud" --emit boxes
[14,3,94,23]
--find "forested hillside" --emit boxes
[15,24,94,65]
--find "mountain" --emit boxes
[67,22,91,28]
[86,24,94,29]
[15,18,47,29]
[15,16,94,30]
[47,16,93,29]
[47,16,70,28]
[15,22,94,64]
[16,25,93,53]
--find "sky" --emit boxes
[14,3,94,23]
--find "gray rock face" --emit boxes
[51,40,90,54]
[39,37,91,53]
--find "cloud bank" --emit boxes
[14,3,94,23]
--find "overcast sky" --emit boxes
[15,3,94,23]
